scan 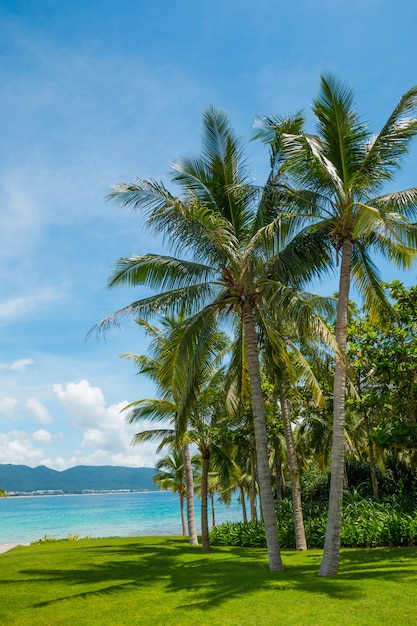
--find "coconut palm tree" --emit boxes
[133,361,235,553]
[94,107,335,571]
[122,317,200,546]
[256,74,417,574]
[125,314,232,552]
[153,449,188,535]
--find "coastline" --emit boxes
[5,490,161,498]
[0,491,246,545]
[0,543,30,554]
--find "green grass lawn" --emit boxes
[1,537,416,625]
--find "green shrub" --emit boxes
[209,498,417,549]
[209,521,266,547]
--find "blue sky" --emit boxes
[1,0,417,470]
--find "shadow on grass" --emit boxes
[15,539,417,612]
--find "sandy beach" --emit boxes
[0,543,29,554]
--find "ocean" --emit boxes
[0,491,246,544]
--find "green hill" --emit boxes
[0,464,157,494]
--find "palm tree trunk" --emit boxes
[210,491,216,528]
[182,443,199,546]
[319,239,352,576]
[201,450,210,552]
[239,484,248,523]
[242,300,283,572]
[249,447,258,521]
[180,492,187,536]
[274,451,284,502]
[279,390,307,551]
[364,412,379,499]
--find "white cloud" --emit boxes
[53,379,159,468]
[0,358,34,372]
[53,379,108,427]
[0,397,18,419]
[0,379,160,470]
[80,428,107,448]
[0,430,46,466]
[32,429,52,444]
[0,290,62,324]
[10,358,35,372]
[26,397,54,424]
[0,429,72,470]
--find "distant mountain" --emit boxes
[0,464,157,495]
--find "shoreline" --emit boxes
[4,490,162,498]
[0,543,30,554]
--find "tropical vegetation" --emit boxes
[210,499,417,549]
[255,74,417,574]
[93,73,417,576]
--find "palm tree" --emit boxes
[122,317,200,546]
[134,360,234,553]
[153,449,188,535]
[94,107,334,571]
[256,74,417,574]
[221,420,258,522]
[125,314,232,552]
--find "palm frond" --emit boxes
[123,398,177,424]
[373,186,417,221]
[350,243,391,319]
[120,353,159,380]
[262,225,335,288]
[107,178,176,213]
[132,428,176,452]
[313,74,370,186]
[173,106,255,240]
[252,112,305,179]
[89,283,218,338]
[107,254,215,291]
[358,85,417,189]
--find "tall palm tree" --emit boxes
[261,309,337,551]
[125,314,232,552]
[256,74,417,574]
[94,107,334,571]
[130,369,233,552]
[122,317,200,546]
[153,449,188,535]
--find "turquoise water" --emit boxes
[0,491,245,544]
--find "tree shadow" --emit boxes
[15,540,417,612]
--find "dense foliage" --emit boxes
[210,498,417,549]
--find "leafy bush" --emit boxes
[209,521,266,547]
[300,465,330,502]
[209,498,417,549]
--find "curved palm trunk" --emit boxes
[182,443,199,546]
[201,450,211,552]
[319,239,352,576]
[180,491,187,536]
[279,390,307,551]
[242,300,283,572]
